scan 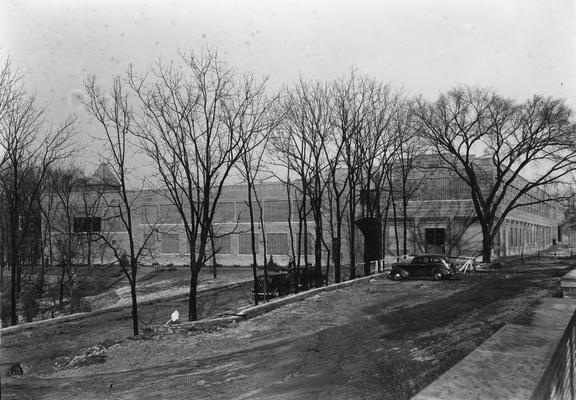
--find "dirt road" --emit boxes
[2,281,254,375]
[2,256,572,399]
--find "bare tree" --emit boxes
[129,50,256,321]
[272,78,331,287]
[336,74,376,279]
[81,75,151,335]
[389,97,430,257]
[231,75,279,305]
[323,75,353,283]
[47,166,86,309]
[414,87,576,262]
[0,58,75,325]
[355,80,398,274]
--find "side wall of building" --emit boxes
[47,177,563,267]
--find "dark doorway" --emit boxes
[425,228,445,254]
[356,217,381,264]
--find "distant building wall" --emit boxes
[45,158,565,267]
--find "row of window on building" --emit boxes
[407,177,554,219]
[504,186,552,218]
[140,200,309,226]
[68,200,306,234]
[144,231,314,256]
[504,220,553,250]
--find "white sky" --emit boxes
[0,0,575,174]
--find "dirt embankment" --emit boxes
[2,256,572,400]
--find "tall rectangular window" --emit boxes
[105,216,126,232]
[295,233,314,255]
[161,233,180,254]
[263,201,290,222]
[214,202,235,223]
[212,235,232,255]
[142,230,156,250]
[267,233,288,255]
[140,205,158,224]
[236,202,261,223]
[73,217,102,233]
[424,228,445,253]
[159,204,181,224]
[239,233,258,254]
[291,200,312,222]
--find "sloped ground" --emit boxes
[2,255,573,399]
[85,266,253,311]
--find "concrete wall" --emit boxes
[414,270,576,400]
[413,298,576,400]
[530,308,576,400]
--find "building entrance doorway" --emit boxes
[356,217,381,263]
[425,228,445,254]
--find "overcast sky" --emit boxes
[0,0,575,171]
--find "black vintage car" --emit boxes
[252,265,325,300]
[388,254,456,281]
[252,271,292,300]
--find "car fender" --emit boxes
[395,267,410,278]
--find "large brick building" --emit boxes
[47,159,564,268]
[379,156,563,260]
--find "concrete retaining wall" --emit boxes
[154,273,387,335]
[530,294,576,399]
[413,269,576,400]
[561,269,576,299]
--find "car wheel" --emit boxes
[433,270,443,281]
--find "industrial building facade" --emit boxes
[380,157,563,260]
[48,159,564,268]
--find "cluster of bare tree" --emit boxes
[2,50,575,335]
[0,59,76,326]
[414,88,576,262]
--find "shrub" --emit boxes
[21,288,40,322]
[70,295,92,313]
[70,281,93,313]
[1,295,11,326]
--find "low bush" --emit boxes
[1,295,11,326]
[21,287,40,322]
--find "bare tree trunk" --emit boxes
[129,266,139,335]
[209,226,217,279]
[348,192,357,280]
[286,180,296,268]
[58,263,65,307]
[294,198,303,294]
[402,179,409,257]
[482,225,493,263]
[68,263,74,313]
[10,207,18,325]
[333,228,342,283]
[313,201,323,287]
[332,191,343,283]
[16,260,21,297]
[382,206,389,266]
[10,254,17,325]
[302,194,310,290]
[188,261,200,321]
[390,182,400,262]
[247,184,259,305]
[257,198,269,302]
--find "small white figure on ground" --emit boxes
[165,310,180,325]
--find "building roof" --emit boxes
[88,163,121,190]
